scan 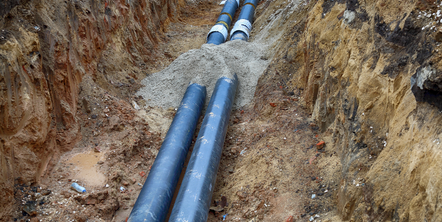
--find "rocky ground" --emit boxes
[2,0,442,221]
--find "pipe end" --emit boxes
[207,32,226,45]
[207,24,228,45]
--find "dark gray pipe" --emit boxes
[169,75,238,222]
[230,0,259,41]
[128,83,206,222]
[207,0,240,45]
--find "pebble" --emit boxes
[316,141,325,149]
[41,189,51,196]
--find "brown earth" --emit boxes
[250,0,442,220]
[0,0,185,219]
[2,0,442,221]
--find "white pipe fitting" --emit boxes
[207,24,228,42]
[230,19,252,39]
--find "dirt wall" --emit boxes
[253,0,442,220]
[0,0,180,218]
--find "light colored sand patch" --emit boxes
[136,108,174,136]
[136,40,272,109]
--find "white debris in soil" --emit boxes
[136,40,271,109]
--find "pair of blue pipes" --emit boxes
[207,0,259,45]
[128,1,258,221]
[128,75,238,222]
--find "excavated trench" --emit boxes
[2,0,442,221]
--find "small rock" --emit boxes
[436,31,442,42]
[132,101,140,110]
[311,194,316,199]
[236,191,247,199]
[209,205,224,212]
[82,98,91,113]
[139,171,146,177]
[316,141,325,150]
[219,196,227,207]
[23,201,37,216]
[41,189,51,196]
[109,115,120,128]
[285,215,294,222]
[94,147,101,152]
[61,190,72,198]
[228,167,234,174]
[131,178,136,184]
[129,79,135,84]
[122,181,129,186]
[91,114,98,119]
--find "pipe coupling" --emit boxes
[230,19,252,39]
[207,24,228,42]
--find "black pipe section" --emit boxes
[207,0,240,45]
[230,0,259,41]
[169,75,239,222]
[128,83,207,222]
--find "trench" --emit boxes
[128,0,261,221]
[3,0,373,221]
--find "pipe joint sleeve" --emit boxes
[207,24,228,42]
[230,19,252,39]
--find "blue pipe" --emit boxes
[207,0,240,45]
[169,75,239,222]
[230,0,259,41]
[128,83,206,222]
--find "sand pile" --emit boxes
[136,40,271,109]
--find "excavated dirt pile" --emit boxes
[2,0,442,221]
[137,40,271,109]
